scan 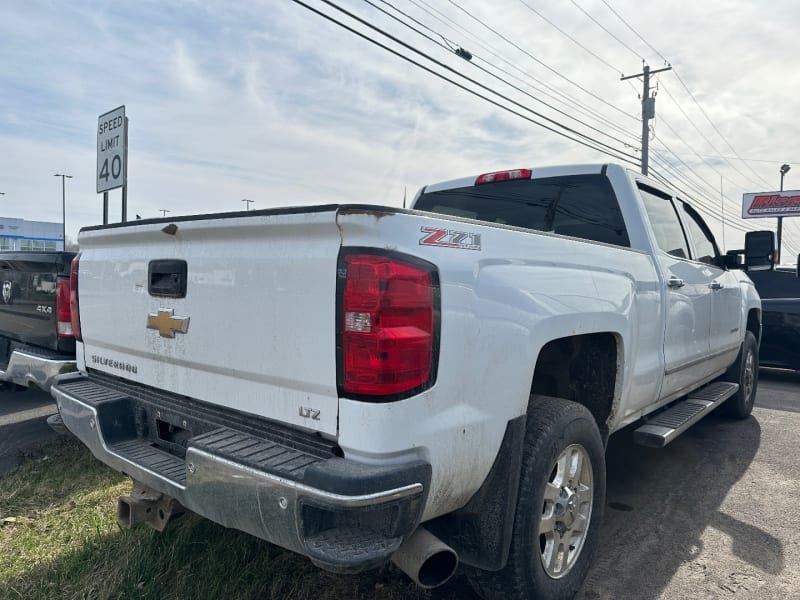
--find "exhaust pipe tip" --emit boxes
[415,548,458,588]
[391,527,459,589]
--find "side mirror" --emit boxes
[744,230,776,271]
[796,254,800,278]
[723,250,744,269]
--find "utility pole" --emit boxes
[54,173,73,250]
[778,163,791,260]
[621,64,672,176]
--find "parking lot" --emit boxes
[2,370,799,599]
[578,368,800,599]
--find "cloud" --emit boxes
[1,0,799,255]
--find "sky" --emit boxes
[2,0,800,259]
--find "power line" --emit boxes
[597,0,796,251]
[698,155,800,166]
[319,0,637,159]
[599,0,669,64]
[513,0,623,75]
[403,0,640,141]
[651,137,731,202]
[288,0,640,165]
[649,147,780,243]
[568,0,643,61]
[656,112,758,193]
[469,55,639,143]
[599,0,774,191]
[649,141,753,226]
[366,0,637,149]
[658,81,763,190]
[649,156,757,239]
[442,0,639,123]
[648,152,742,226]
[671,70,773,189]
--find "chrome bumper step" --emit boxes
[111,439,187,485]
[634,381,739,448]
[52,373,430,572]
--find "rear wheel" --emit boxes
[466,396,605,600]
[720,331,758,419]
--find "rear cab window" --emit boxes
[414,174,631,248]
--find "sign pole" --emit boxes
[777,167,787,259]
[97,105,127,223]
[121,116,129,222]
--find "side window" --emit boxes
[680,202,718,265]
[551,179,631,247]
[638,185,690,259]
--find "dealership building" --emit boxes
[0,218,63,251]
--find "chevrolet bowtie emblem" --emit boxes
[147,308,190,338]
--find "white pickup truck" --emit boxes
[53,164,769,599]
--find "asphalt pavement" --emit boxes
[0,385,59,476]
[577,368,800,599]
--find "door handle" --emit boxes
[709,281,723,290]
[148,259,188,298]
[667,276,685,288]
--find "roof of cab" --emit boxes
[423,164,610,194]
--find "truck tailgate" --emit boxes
[0,253,74,352]
[77,207,342,436]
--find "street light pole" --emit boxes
[159,209,171,217]
[241,198,254,211]
[53,173,73,250]
[778,164,791,261]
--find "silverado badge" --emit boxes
[147,308,190,338]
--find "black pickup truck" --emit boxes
[748,263,800,371]
[0,252,77,391]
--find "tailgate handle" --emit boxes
[148,260,187,298]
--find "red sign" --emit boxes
[742,191,800,218]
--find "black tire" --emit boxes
[466,396,606,600]
[719,331,758,419]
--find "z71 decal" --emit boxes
[419,227,482,251]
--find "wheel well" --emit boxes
[747,308,761,344]
[530,333,619,440]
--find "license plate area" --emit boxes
[155,418,193,457]
[146,407,201,459]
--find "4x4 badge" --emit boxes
[147,308,190,338]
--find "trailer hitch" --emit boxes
[117,480,183,532]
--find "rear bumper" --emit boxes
[51,373,430,573]
[0,348,76,391]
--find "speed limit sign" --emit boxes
[97,105,127,193]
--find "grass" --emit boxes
[0,438,476,600]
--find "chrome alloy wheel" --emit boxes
[743,349,755,405]
[539,443,594,579]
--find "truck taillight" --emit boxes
[69,256,82,341]
[338,251,439,399]
[56,277,73,338]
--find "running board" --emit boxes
[634,382,739,448]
